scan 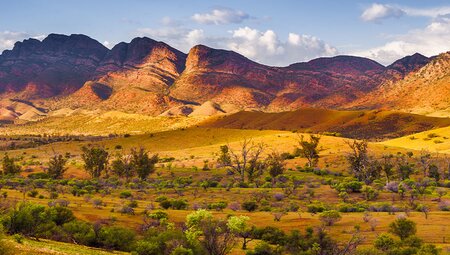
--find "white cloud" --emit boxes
[361,3,405,22]
[102,41,111,48]
[0,31,45,52]
[192,7,249,25]
[353,14,450,65]
[403,6,450,18]
[361,3,450,22]
[138,25,338,66]
[227,27,337,66]
[185,29,205,46]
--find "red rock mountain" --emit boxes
[347,52,450,116]
[0,34,108,98]
[0,34,441,117]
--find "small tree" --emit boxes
[346,140,379,184]
[428,164,440,181]
[227,216,254,250]
[436,188,447,202]
[130,147,158,180]
[2,153,21,175]
[389,217,416,240]
[417,150,432,176]
[319,210,342,226]
[81,146,109,178]
[374,233,396,252]
[396,154,415,180]
[47,154,68,179]
[111,153,134,181]
[296,135,320,167]
[186,210,236,255]
[266,152,285,179]
[217,139,265,183]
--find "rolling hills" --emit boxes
[201,108,450,139]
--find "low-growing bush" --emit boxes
[242,201,258,212]
[207,201,228,211]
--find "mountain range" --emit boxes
[0,33,448,121]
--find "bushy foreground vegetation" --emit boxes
[0,133,449,254]
[0,201,439,255]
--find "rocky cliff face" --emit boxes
[0,34,439,117]
[0,34,108,98]
[63,37,187,114]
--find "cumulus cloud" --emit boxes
[0,31,45,52]
[353,14,450,65]
[227,27,337,66]
[361,3,405,22]
[138,25,337,66]
[192,7,250,25]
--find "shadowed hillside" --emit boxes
[201,108,450,139]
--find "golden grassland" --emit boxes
[380,126,450,154]
[1,117,450,254]
[2,127,428,179]
[0,111,208,136]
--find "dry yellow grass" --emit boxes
[4,127,418,178]
[0,111,208,136]
[380,126,450,153]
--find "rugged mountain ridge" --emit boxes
[347,51,450,116]
[0,33,442,118]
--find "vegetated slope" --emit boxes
[380,126,450,153]
[347,52,450,116]
[0,34,435,118]
[8,238,127,255]
[200,108,450,139]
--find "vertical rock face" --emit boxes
[0,33,442,117]
[0,34,108,98]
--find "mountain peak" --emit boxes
[288,55,384,74]
[387,52,430,75]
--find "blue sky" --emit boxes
[1,0,449,65]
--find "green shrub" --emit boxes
[389,217,417,240]
[319,210,341,226]
[207,201,228,211]
[170,199,188,210]
[98,226,136,251]
[307,201,327,213]
[27,190,38,198]
[3,202,55,238]
[242,201,258,212]
[48,206,75,226]
[119,191,133,199]
[63,220,96,246]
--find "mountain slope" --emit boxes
[170,45,410,112]
[51,37,188,114]
[0,34,108,99]
[347,52,450,116]
[0,34,441,117]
